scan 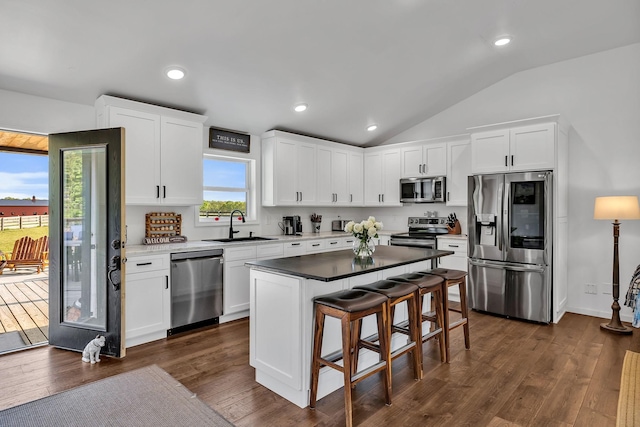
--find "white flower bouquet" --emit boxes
[344,216,383,258]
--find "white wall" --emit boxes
[0,89,94,134]
[383,43,640,321]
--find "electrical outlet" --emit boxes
[585,284,597,294]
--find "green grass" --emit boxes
[0,227,49,254]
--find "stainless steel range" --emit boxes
[390,217,449,249]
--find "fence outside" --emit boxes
[0,215,49,231]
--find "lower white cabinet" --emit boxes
[437,237,468,302]
[221,243,284,323]
[223,245,258,317]
[125,254,170,348]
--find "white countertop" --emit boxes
[436,234,468,241]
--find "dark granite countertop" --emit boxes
[245,245,454,282]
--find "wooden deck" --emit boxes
[0,278,48,352]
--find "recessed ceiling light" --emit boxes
[367,124,378,132]
[494,36,512,47]
[166,67,185,80]
[294,103,308,112]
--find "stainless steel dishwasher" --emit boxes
[169,249,223,335]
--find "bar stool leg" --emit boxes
[459,278,470,349]
[340,313,355,426]
[442,283,451,363]
[407,291,423,379]
[309,307,325,409]
[376,309,392,405]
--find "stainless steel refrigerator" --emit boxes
[467,171,552,323]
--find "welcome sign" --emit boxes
[209,127,250,153]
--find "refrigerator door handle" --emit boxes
[501,179,509,253]
[469,258,546,273]
[497,180,504,252]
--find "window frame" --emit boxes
[198,154,257,225]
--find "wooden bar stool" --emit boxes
[353,279,423,380]
[309,289,392,427]
[387,272,447,363]
[423,268,470,362]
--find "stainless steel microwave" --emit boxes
[400,176,446,203]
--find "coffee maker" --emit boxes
[280,215,302,235]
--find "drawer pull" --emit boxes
[136,262,153,266]
[312,243,320,247]
[448,245,459,248]
[330,241,338,245]
[291,243,301,246]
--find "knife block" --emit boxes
[447,220,462,234]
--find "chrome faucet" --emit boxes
[229,210,246,239]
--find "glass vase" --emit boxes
[353,238,375,258]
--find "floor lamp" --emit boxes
[594,195,640,334]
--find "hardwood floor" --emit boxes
[0,311,634,426]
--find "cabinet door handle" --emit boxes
[447,191,450,201]
[156,185,160,199]
[511,155,514,166]
[419,164,422,174]
[300,191,302,202]
[165,275,169,289]
[382,194,384,203]
[350,194,353,203]
[423,164,426,174]
[505,156,508,167]
[163,186,166,198]
[136,262,152,266]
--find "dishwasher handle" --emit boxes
[171,249,223,261]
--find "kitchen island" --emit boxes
[245,245,453,408]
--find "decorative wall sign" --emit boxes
[209,127,250,153]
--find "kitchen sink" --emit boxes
[203,236,276,243]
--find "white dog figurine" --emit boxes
[81,335,106,364]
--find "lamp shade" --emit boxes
[594,196,640,220]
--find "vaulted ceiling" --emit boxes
[1,1,639,146]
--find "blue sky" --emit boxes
[0,152,49,200]
[203,158,246,202]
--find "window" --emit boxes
[200,155,255,223]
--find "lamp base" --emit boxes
[600,322,633,335]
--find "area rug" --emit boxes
[0,364,234,427]
[617,350,640,427]
[0,331,26,354]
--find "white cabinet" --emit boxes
[470,121,556,174]
[264,131,364,207]
[283,241,306,257]
[401,142,447,178]
[262,133,317,206]
[220,242,284,324]
[95,95,207,206]
[223,245,257,316]
[124,254,170,348]
[364,148,401,206]
[317,146,349,205]
[348,151,364,205]
[446,138,471,206]
[436,237,468,302]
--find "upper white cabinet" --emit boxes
[446,137,471,206]
[400,142,447,178]
[96,95,207,206]
[364,147,402,206]
[262,130,363,207]
[262,133,317,206]
[470,119,557,174]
